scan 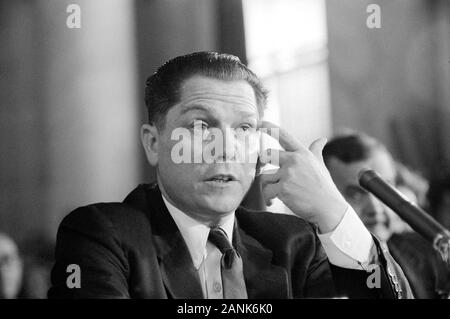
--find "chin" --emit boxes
[201,195,243,214]
[371,226,392,242]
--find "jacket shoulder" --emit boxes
[61,202,149,232]
[60,183,156,235]
[58,201,154,258]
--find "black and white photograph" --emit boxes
[0,0,449,306]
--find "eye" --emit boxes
[237,123,255,133]
[191,120,209,131]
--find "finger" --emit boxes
[259,170,281,185]
[259,148,282,166]
[259,148,301,167]
[259,121,304,153]
[308,137,327,161]
[259,148,291,166]
[261,182,281,206]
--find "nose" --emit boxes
[211,127,237,163]
[362,194,386,223]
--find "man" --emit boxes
[323,133,449,298]
[48,52,411,299]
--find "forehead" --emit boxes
[176,75,258,114]
[328,150,396,187]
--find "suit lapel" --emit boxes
[143,184,204,299]
[234,219,290,299]
[155,233,204,299]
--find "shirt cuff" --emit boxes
[316,205,374,270]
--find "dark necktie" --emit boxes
[208,227,248,299]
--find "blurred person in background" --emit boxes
[395,162,430,210]
[426,173,450,297]
[0,233,23,299]
[388,162,430,234]
[323,133,450,298]
[427,173,450,230]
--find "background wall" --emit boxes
[0,0,140,242]
[326,0,450,178]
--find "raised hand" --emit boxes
[258,121,349,233]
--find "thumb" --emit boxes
[308,137,327,161]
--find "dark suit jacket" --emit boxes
[48,184,413,299]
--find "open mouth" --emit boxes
[205,174,237,183]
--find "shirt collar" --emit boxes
[161,194,235,269]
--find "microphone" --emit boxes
[358,169,450,244]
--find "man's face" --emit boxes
[326,150,397,241]
[150,75,259,225]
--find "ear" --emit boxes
[141,123,159,166]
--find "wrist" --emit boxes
[313,197,349,234]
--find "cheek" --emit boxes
[347,200,365,216]
[237,164,257,192]
[244,164,257,180]
[158,141,199,185]
[234,133,260,163]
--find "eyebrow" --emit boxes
[180,104,258,119]
[180,104,210,115]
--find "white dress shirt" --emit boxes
[162,196,234,298]
[162,195,374,298]
[316,205,374,270]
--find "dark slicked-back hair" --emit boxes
[323,133,388,167]
[144,51,268,128]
